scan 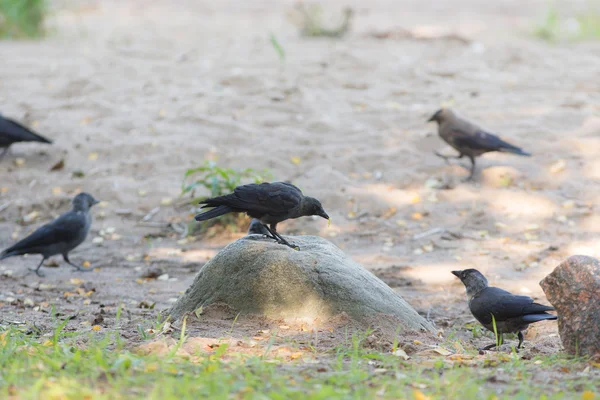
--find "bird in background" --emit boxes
[0,193,99,277]
[452,269,557,350]
[428,108,531,181]
[195,181,329,250]
[247,218,271,236]
[0,113,52,160]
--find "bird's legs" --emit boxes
[517,332,524,349]
[28,257,46,277]
[434,151,463,165]
[63,254,91,272]
[0,147,9,162]
[479,334,503,351]
[264,225,300,250]
[464,155,476,181]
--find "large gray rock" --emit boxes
[168,235,435,332]
[540,255,600,358]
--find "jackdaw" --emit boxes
[428,109,531,180]
[0,193,99,276]
[195,182,329,249]
[452,269,557,350]
[0,114,52,160]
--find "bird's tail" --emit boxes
[195,205,233,221]
[0,249,17,261]
[498,143,531,157]
[522,313,557,322]
[6,119,53,144]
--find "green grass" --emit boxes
[1,322,597,400]
[0,0,46,39]
[534,3,600,42]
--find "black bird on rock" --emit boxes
[0,193,99,276]
[195,182,329,250]
[0,114,52,160]
[428,109,531,180]
[452,269,557,350]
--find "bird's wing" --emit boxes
[451,128,526,154]
[3,212,85,253]
[230,182,303,215]
[470,287,542,323]
[201,182,302,215]
[0,117,52,144]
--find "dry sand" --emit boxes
[1,0,600,352]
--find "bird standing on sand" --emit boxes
[428,109,531,180]
[0,193,99,277]
[0,114,52,160]
[195,182,329,250]
[452,269,557,350]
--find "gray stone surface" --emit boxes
[168,235,435,332]
[540,255,600,358]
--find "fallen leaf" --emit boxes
[381,207,397,219]
[582,391,595,400]
[413,390,430,400]
[13,158,25,167]
[290,156,301,165]
[50,159,65,171]
[411,212,423,220]
[70,278,84,285]
[289,352,303,360]
[392,348,410,360]
[92,325,101,331]
[549,159,566,174]
[432,346,452,356]
[88,152,98,161]
[82,261,91,268]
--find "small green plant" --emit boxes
[491,314,503,349]
[0,0,46,39]
[534,3,600,42]
[181,161,272,235]
[269,33,285,62]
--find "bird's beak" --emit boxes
[92,199,101,206]
[319,211,330,220]
[427,115,436,122]
[451,270,461,278]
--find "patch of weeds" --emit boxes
[534,3,600,42]
[1,325,598,399]
[0,0,46,39]
[181,161,272,235]
[290,3,353,38]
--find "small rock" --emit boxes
[140,267,164,279]
[157,274,169,281]
[540,255,600,358]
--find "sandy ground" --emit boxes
[1,0,600,356]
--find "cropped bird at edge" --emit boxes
[452,269,557,351]
[0,193,99,277]
[195,182,329,250]
[428,108,531,181]
[0,113,52,160]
